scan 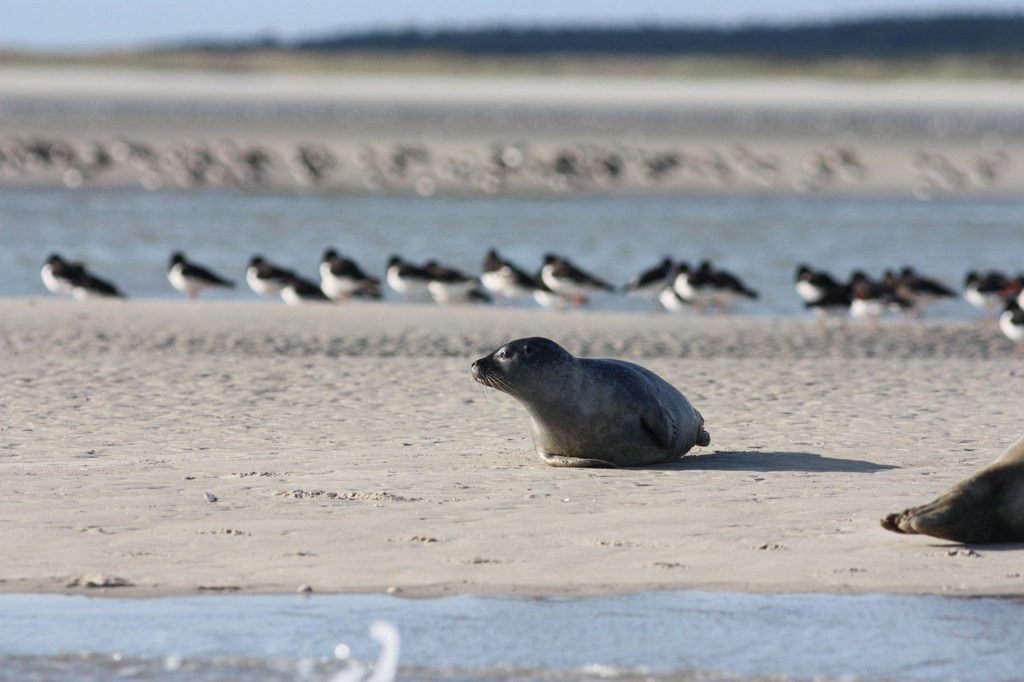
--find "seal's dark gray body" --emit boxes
[882,434,1024,543]
[472,337,709,468]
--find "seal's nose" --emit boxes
[470,360,480,378]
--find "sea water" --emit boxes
[1,591,1023,681]
[2,187,1023,317]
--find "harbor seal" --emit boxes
[471,337,710,468]
[881,433,1024,543]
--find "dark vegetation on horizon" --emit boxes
[167,14,1024,58]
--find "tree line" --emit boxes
[174,14,1023,58]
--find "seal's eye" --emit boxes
[523,345,532,356]
[497,348,508,360]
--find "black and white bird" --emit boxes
[480,248,537,303]
[280,274,332,305]
[1003,275,1024,309]
[805,285,852,336]
[167,252,234,300]
[424,261,491,305]
[657,284,691,313]
[675,260,757,312]
[671,261,705,307]
[495,263,539,303]
[71,269,125,300]
[849,271,911,330]
[246,255,294,297]
[385,255,432,301]
[794,264,843,304]
[704,261,759,309]
[849,271,887,323]
[41,253,86,295]
[999,299,1024,356]
[532,277,569,309]
[480,248,508,297]
[41,254,124,300]
[964,270,1010,317]
[625,257,675,302]
[319,249,382,302]
[895,266,955,314]
[539,253,614,304]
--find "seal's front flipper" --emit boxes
[639,402,677,449]
[540,453,619,468]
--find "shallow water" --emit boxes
[2,591,1023,681]
[2,187,1023,317]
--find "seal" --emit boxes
[881,433,1024,543]
[471,337,710,468]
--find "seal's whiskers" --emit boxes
[486,372,515,395]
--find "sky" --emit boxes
[3,0,1023,50]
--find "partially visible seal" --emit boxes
[882,434,1024,543]
[471,337,710,468]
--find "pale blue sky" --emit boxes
[3,0,1023,50]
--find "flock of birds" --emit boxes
[38,250,1024,351]
[3,135,1010,196]
[795,264,1024,347]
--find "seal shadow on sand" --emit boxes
[650,450,899,473]
[926,542,1024,551]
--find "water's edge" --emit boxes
[2,591,1023,681]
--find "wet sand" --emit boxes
[1,298,1021,597]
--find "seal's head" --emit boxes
[471,337,573,397]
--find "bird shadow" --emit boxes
[648,450,899,473]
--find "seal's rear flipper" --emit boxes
[994,433,1024,466]
[880,479,998,543]
[540,453,619,468]
[693,409,710,447]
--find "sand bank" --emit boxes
[1,299,1021,597]
[1,67,1021,197]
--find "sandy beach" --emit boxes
[2,298,1021,598]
